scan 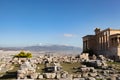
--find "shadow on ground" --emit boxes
[0,71,17,79]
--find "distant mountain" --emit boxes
[0,45,82,54]
[23,45,82,52]
[0,47,22,51]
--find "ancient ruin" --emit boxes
[83,28,120,60]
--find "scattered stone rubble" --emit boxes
[17,60,37,79]
[1,52,120,80]
[0,56,14,77]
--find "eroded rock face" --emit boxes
[73,78,85,80]
[56,73,61,79]
[90,67,97,73]
[82,72,88,77]
[89,72,97,77]
[38,74,43,79]
[61,73,67,78]
[68,74,73,80]
[43,73,56,79]
[80,66,96,73]
[17,73,26,79]
[80,53,89,61]
[30,73,38,79]
[17,70,26,79]
[99,55,106,60]
[73,74,81,78]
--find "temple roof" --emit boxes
[82,35,94,38]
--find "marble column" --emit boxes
[117,37,119,45]
[103,33,105,50]
[105,32,108,50]
[101,35,102,50]
[99,36,101,50]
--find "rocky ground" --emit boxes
[0,51,120,80]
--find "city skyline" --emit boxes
[0,0,120,47]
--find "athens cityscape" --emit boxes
[1,0,120,80]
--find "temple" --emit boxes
[83,28,120,60]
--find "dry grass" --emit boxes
[36,64,45,73]
[61,62,81,74]
[107,61,120,70]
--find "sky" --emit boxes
[0,0,120,47]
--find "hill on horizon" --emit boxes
[0,45,82,54]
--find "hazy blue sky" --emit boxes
[0,0,120,47]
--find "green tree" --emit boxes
[14,51,32,58]
[26,52,32,58]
